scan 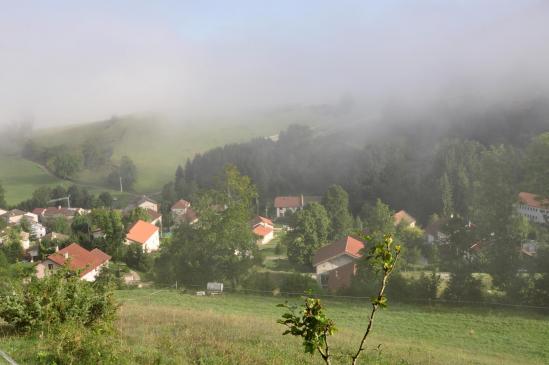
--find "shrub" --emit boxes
[0,265,118,331]
[443,272,483,302]
[36,321,127,365]
[280,273,321,295]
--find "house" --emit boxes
[313,236,365,292]
[126,220,160,253]
[171,200,198,225]
[31,222,47,239]
[35,243,111,282]
[274,195,321,218]
[425,218,448,244]
[43,231,70,242]
[253,225,274,245]
[393,210,416,228]
[125,196,159,213]
[0,209,27,225]
[517,192,549,224]
[145,208,162,226]
[521,240,539,257]
[0,208,7,216]
[32,207,89,223]
[251,216,275,244]
[171,199,191,215]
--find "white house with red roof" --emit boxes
[274,195,321,218]
[35,243,111,282]
[171,199,198,225]
[251,216,274,244]
[517,192,549,224]
[313,236,365,292]
[126,219,160,253]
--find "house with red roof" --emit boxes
[170,199,198,226]
[313,236,365,292]
[274,195,321,218]
[392,210,416,228]
[251,216,274,244]
[126,220,160,253]
[35,243,111,282]
[517,192,549,224]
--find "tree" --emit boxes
[1,230,24,263]
[0,181,6,208]
[48,150,82,179]
[439,172,454,217]
[155,165,258,287]
[97,192,114,208]
[285,203,330,266]
[108,156,137,191]
[322,185,353,240]
[361,199,395,237]
[124,207,150,229]
[124,243,151,272]
[278,234,401,365]
[525,132,549,197]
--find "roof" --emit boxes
[35,207,81,217]
[274,195,321,208]
[1,209,26,217]
[425,218,447,236]
[393,210,416,225]
[251,215,273,227]
[253,225,273,237]
[137,196,158,205]
[518,192,549,209]
[171,199,191,210]
[313,236,365,266]
[126,220,159,245]
[146,208,162,222]
[47,243,111,277]
[183,207,198,223]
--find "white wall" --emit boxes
[144,231,160,253]
[315,255,354,275]
[517,204,549,224]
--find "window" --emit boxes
[48,264,53,270]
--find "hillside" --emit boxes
[2,289,548,364]
[26,108,340,194]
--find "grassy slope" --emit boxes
[2,289,548,365]
[0,155,63,205]
[31,109,327,194]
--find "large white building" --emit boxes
[517,192,549,224]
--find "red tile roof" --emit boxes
[518,192,549,209]
[274,196,302,208]
[313,236,365,266]
[393,210,416,225]
[251,216,273,227]
[253,225,273,237]
[32,208,46,215]
[126,220,159,245]
[171,199,191,210]
[47,243,110,276]
[146,208,162,222]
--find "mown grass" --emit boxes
[1,289,548,364]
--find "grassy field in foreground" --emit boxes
[1,289,548,365]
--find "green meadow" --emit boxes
[1,289,547,364]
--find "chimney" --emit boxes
[64,252,69,259]
[58,205,61,210]
[301,194,304,207]
[55,245,59,252]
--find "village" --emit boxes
[0,189,544,292]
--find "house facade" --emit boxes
[274,195,321,218]
[171,200,198,225]
[517,192,549,224]
[126,219,160,253]
[313,236,364,292]
[35,243,111,282]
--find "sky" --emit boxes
[1,0,548,127]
